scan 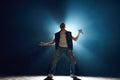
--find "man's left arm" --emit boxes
[72,29,82,41]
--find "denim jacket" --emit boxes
[55,31,73,50]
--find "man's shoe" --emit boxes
[48,74,53,78]
[44,74,53,80]
[70,74,77,78]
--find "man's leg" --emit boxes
[67,50,76,77]
[48,49,60,77]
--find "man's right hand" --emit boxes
[39,42,46,46]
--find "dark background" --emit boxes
[2,0,120,77]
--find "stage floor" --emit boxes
[0,76,120,80]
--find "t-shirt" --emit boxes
[59,31,68,47]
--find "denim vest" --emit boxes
[55,31,73,50]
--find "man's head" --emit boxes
[60,23,65,31]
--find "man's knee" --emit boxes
[68,50,76,64]
[52,50,59,65]
[71,58,76,65]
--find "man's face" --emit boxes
[60,26,65,30]
[60,23,65,30]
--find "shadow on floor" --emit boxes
[43,76,81,80]
[44,77,54,80]
[73,77,81,80]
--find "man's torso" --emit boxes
[59,31,68,47]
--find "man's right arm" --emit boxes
[39,37,55,46]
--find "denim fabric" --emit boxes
[55,31,73,50]
[49,46,76,75]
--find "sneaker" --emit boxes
[70,74,77,78]
[48,74,53,78]
[44,74,53,80]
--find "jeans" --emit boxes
[49,46,76,75]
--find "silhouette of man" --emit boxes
[40,23,82,79]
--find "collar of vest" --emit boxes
[59,30,68,33]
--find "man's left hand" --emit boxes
[78,29,83,33]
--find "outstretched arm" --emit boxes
[39,37,55,46]
[72,29,82,41]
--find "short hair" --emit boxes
[60,23,65,28]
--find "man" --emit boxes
[40,23,82,79]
